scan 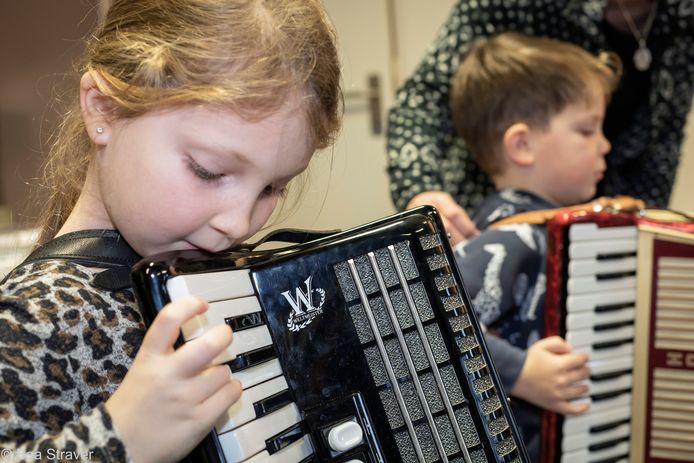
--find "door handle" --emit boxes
[343,73,383,135]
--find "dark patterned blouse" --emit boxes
[386,0,694,211]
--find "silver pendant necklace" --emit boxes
[615,0,658,71]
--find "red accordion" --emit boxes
[540,201,694,463]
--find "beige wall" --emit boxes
[0,1,99,227]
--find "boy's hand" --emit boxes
[106,296,242,463]
[406,191,479,244]
[511,336,591,416]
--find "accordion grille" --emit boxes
[333,235,521,463]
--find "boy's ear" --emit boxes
[502,122,535,167]
[80,71,113,146]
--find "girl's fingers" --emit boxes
[173,323,233,377]
[141,297,208,354]
[185,364,236,404]
[197,378,243,424]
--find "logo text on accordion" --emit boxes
[282,275,326,332]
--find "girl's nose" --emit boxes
[209,206,252,242]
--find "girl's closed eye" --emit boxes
[186,156,224,182]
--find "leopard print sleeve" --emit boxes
[1,405,127,462]
[0,261,145,462]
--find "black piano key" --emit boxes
[587,435,630,453]
[593,339,633,350]
[227,345,276,372]
[265,421,305,455]
[253,388,292,419]
[590,418,630,434]
[590,369,632,382]
[590,388,631,403]
[593,320,634,331]
[595,302,635,313]
[596,251,637,260]
[590,458,629,463]
[224,310,266,332]
[595,270,636,280]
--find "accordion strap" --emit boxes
[489,196,645,228]
[15,230,140,290]
[234,228,342,252]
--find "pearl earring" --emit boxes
[96,127,104,134]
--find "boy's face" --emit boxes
[528,81,611,206]
[93,98,312,256]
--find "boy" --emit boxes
[450,32,622,460]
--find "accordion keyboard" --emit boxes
[559,222,638,463]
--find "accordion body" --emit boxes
[539,207,694,463]
[131,207,529,463]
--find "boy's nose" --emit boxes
[600,133,611,156]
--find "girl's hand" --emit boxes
[106,296,242,463]
[511,336,591,416]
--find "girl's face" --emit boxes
[527,80,611,207]
[93,99,312,257]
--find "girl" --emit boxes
[0,1,342,462]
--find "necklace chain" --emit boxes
[615,0,658,44]
[614,0,658,71]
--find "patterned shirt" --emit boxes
[0,259,143,462]
[454,188,556,461]
[387,0,694,211]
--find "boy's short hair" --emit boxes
[450,32,621,175]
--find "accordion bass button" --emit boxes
[327,420,364,453]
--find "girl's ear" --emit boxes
[80,71,113,146]
[502,122,535,167]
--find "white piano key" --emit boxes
[568,223,637,242]
[587,354,634,377]
[563,401,630,434]
[243,435,313,463]
[562,421,630,453]
[216,375,289,433]
[568,255,637,278]
[568,238,637,260]
[567,274,636,295]
[565,306,634,331]
[213,325,274,364]
[218,403,301,462]
[167,270,255,302]
[586,372,632,397]
[566,325,634,350]
[560,439,629,463]
[566,288,635,313]
[182,296,262,339]
[574,342,633,361]
[233,359,283,389]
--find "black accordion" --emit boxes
[131,206,529,463]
